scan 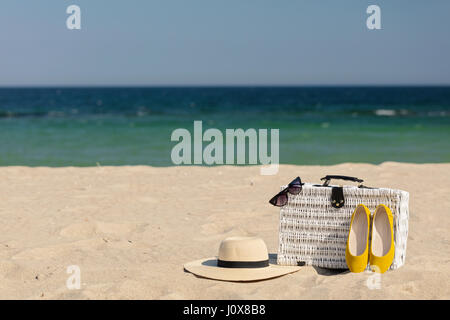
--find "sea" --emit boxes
[0,86,449,166]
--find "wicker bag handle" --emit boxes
[320,175,364,187]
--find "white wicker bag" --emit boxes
[276,175,409,270]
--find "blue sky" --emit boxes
[0,0,449,86]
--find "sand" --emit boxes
[0,162,449,299]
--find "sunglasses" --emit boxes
[269,177,303,207]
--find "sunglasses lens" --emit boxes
[269,193,288,207]
[269,195,278,206]
[276,193,288,206]
[288,177,302,195]
[288,185,302,195]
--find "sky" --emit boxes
[0,0,449,86]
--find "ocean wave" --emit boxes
[1,107,449,119]
[374,109,396,116]
[0,110,49,118]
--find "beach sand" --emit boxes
[0,162,449,299]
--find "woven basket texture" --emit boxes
[277,183,409,270]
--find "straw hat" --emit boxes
[184,237,301,282]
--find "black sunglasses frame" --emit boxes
[269,177,303,207]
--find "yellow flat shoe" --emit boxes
[369,204,395,273]
[345,204,370,273]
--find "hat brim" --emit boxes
[184,257,301,282]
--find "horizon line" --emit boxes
[1,84,450,89]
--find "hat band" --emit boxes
[217,259,269,268]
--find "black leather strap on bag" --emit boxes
[321,175,365,209]
[331,187,345,209]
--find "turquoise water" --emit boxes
[0,87,449,166]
